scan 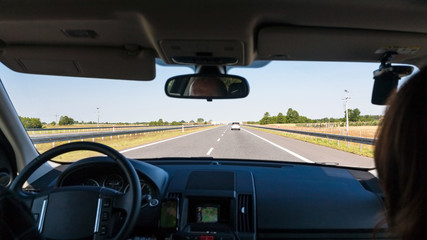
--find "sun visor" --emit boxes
[258,26,427,65]
[0,46,155,80]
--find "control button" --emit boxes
[100,225,107,235]
[102,212,109,221]
[200,236,214,240]
[33,214,39,222]
[103,198,111,208]
[149,199,159,207]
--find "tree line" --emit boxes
[254,108,382,125]
[20,115,211,129]
[148,118,209,126]
[19,116,42,129]
[20,115,77,128]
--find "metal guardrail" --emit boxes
[26,125,171,131]
[248,125,375,145]
[30,125,209,144]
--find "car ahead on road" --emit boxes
[0,1,425,239]
[231,122,241,131]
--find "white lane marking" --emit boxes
[242,128,314,163]
[207,147,214,155]
[120,127,217,153]
[217,138,221,142]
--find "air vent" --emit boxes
[168,192,182,200]
[237,194,253,233]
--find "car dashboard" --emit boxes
[33,157,386,240]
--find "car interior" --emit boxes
[1,0,427,239]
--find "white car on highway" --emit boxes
[0,1,424,240]
[231,122,241,130]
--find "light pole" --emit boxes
[96,107,100,127]
[343,90,350,136]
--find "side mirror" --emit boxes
[165,74,249,101]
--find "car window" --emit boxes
[0,61,413,168]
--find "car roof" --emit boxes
[1,0,427,80]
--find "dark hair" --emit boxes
[374,67,427,239]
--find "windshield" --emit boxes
[1,61,411,169]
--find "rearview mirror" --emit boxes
[165,74,249,101]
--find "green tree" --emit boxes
[197,118,204,123]
[148,121,158,126]
[348,108,361,122]
[345,108,361,122]
[277,112,285,123]
[270,116,278,123]
[298,116,309,123]
[19,116,42,128]
[58,116,75,125]
[171,121,181,125]
[286,108,300,123]
[260,112,271,125]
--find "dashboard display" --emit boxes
[196,204,219,223]
[188,198,230,224]
[59,165,158,198]
[83,178,99,187]
[103,174,124,191]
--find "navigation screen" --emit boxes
[196,204,219,223]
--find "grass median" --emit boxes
[247,127,374,158]
[36,126,216,162]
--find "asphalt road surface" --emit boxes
[122,125,374,168]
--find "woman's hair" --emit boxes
[374,67,427,239]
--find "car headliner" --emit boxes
[0,0,427,81]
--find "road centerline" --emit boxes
[207,147,214,155]
[242,128,314,163]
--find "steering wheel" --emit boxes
[10,142,142,240]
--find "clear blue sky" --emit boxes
[0,61,412,124]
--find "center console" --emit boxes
[158,170,256,240]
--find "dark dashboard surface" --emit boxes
[47,157,386,239]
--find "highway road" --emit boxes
[121,125,374,168]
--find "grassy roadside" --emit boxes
[263,124,378,138]
[36,126,216,162]
[247,126,374,158]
